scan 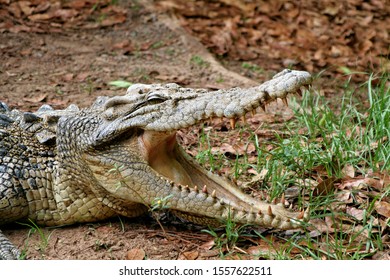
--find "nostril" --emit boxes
[126,84,150,95]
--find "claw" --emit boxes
[267,206,273,216]
[260,104,266,112]
[282,97,288,106]
[297,210,305,219]
[202,185,207,193]
[211,190,216,198]
[230,118,236,129]
[281,193,285,205]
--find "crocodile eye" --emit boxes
[147,93,167,104]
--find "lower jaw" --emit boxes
[142,131,259,211]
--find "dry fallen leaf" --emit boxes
[23,93,48,103]
[199,239,215,250]
[212,142,255,157]
[346,206,365,221]
[18,1,34,16]
[101,14,127,27]
[375,201,390,218]
[126,248,146,260]
[339,177,383,191]
[180,250,199,260]
[314,176,339,196]
[341,164,355,178]
[76,72,90,82]
[372,251,390,260]
[62,73,74,82]
[308,218,335,235]
[28,12,53,21]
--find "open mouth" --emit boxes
[139,129,283,213]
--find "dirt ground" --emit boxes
[0,0,388,259]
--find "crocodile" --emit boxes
[0,69,312,259]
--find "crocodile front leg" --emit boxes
[0,230,20,260]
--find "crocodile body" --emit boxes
[0,69,311,259]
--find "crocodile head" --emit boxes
[77,69,312,229]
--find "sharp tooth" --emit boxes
[251,109,256,117]
[230,118,236,129]
[297,86,306,97]
[202,185,208,193]
[282,97,288,106]
[268,206,273,216]
[211,190,216,198]
[241,114,246,123]
[260,104,266,112]
[297,210,304,219]
[304,207,310,220]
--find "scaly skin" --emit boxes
[0,69,311,259]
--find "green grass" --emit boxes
[190,55,210,68]
[108,80,133,88]
[18,219,52,259]
[292,72,389,173]
[202,208,249,258]
[199,72,389,259]
[241,62,264,74]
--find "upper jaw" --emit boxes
[93,70,311,147]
